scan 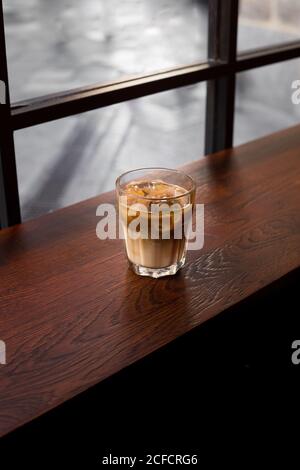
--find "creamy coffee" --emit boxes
[119,180,193,270]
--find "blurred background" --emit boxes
[3,0,300,220]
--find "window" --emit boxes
[238,0,300,51]
[15,84,206,220]
[1,0,300,228]
[3,0,209,101]
[235,59,300,145]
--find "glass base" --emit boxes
[129,256,186,278]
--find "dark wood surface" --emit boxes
[1,125,300,438]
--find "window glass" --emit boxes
[4,0,208,102]
[15,84,206,220]
[234,59,300,145]
[238,0,299,51]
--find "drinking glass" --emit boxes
[116,168,195,278]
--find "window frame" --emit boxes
[1,0,300,228]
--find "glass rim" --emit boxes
[115,167,196,201]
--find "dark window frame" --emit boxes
[1,0,300,228]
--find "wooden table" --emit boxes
[0,125,300,438]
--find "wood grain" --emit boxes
[0,125,300,437]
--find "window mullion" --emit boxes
[0,0,21,228]
[205,0,239,154]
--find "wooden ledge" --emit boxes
[0,125,300,437]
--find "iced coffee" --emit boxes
[116,169,195,278]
